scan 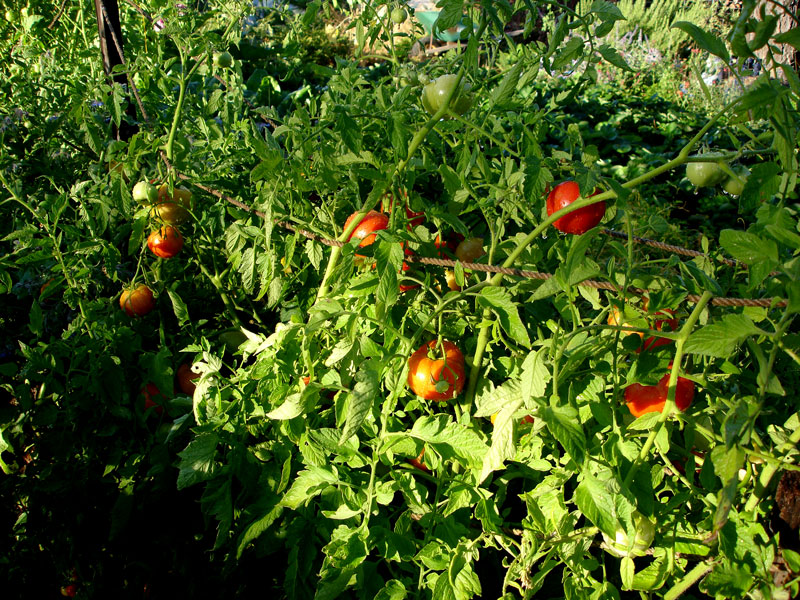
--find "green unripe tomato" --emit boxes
[686,159,727,188]
[5,10,14,21]
[722,167,750,197]
[219,330,248,352]
[391,7,407,24]
[213,51,233,69]
[422,74,473,117]
[602,511,655,558]
[132,181,158,205]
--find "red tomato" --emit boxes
[399,245,420,292]
[407,340,466,401]
[119,284,155,317]
[147,226,184,259]
[640,309,680,352]
[407,448,430,472]
[546,181,605,235]
[177,363,200,395]
[344,210,389,247]
[435,232,464,257]
[60,584,78,598]
[142,382,165,416]
[625,373,695,417]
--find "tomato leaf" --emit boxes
[166,287,189,325]
[719,229,779,266]
[597,44,633,72]
[574,470,620,538]
[521,348,550,405]
[177,433,219,489]
[478,398,520,483]
[374,580,407,600]
[339,364,379,444]
[774,27,800,50]
[476,287,531,348]
[540,404,586,465]
[489,62,521,110]
[435,0,463,31]
[280,466,338,510]
[672,21,729,62]
[684,314,763,357]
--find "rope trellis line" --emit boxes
[172,173,786,309]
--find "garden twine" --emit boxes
[176,172,785,309]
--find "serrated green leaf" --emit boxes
[281,466,337,510]
[340,364,379,443]
[477,287,530,347]
[177,433,218,489]
[719,229,778,265]
[540,404,586,465]
[684,314,762,357]
[672,21,729,62]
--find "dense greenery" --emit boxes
[1,1,799,598]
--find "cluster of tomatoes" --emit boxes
[686,156,750,196]
[343,175,611,427]
[118,180,193,318]
[608,300,696,417]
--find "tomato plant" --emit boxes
[421,74,473,117]
[147,226,184,259]
[546,180,605,235]
[407,340,465,401]
[119,284,155,317]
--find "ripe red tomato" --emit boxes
[546,181,605,235]
[407,340,466,401]
[142,382,165,416]
[177,363,200,395]
[380,190,424,228]
[407,448,430,472]
[625,372,695,417]
[435,232,464,257]
[640,309,679,352]
[343,210,389,247]
[147,226,184,258]
[119,284,155,317]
